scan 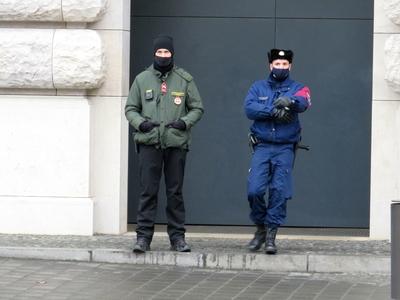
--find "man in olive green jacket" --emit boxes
[125,35,204,253]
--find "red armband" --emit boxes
[294,86,311,106]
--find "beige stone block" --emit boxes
[375,0,400,33]
[383,0,400,26]
[0,29,53,89]
[0,0,107,23]
[0,29,106,90]
[62,0,107,22]
[53,29,106,89]
[88,30,130,97]
[0,0,62,22]
[383,34,400,93]
[373,33,400,100]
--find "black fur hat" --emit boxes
[268,49,293,63]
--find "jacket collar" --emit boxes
[148,64,176,79]
[266,73,293,88]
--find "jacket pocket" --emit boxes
[133,127,159,145]
[164,127,190,149]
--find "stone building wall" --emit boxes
[0,0,130,235]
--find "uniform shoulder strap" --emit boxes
[174,67,193,82]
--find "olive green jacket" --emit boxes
[125,65,204,149]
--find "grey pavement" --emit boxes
[0,232,390,274]
[0,258,390,300]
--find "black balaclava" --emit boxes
[271,68,290,82]
[153,35,174,75]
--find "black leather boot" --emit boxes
[247,224,266,251]
[265,227,278,255]
[133,237,151,253]
[170,239,191,252]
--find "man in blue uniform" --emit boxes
[244,48,311,254]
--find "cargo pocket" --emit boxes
[271,164,293,200]
[133,127,159,145]
[164,127,190,149]
[283,167,293,200]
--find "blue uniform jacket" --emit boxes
[244,74,311,144]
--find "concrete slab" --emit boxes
[308,254,390,273]
[0,247,91,261]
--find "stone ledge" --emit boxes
[0,247,91,261]
[0,247,390,274]
[92,249,308,272]
[308,254,390,273]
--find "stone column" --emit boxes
[371,0,400,239]
[88,1,131,234]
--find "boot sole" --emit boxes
[133,246,150,254]
[170,247,191,252]
[133,249,145,254]
[248,239,266,252]
[248,243,265,252]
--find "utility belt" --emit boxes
[248,133,310,153]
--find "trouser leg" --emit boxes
[266,144,294,227]
[163,147,187,242]
[264,145,294,255]
[136,145,163,241]
[247,145,271,225]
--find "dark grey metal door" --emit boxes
[128,0,373,227]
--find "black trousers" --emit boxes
[136,145,187,242]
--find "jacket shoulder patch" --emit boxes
[174,68,193,82]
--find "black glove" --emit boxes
[138,120,160,133]
[274,96,294,109]
[166,119,186,131]
[273,108,294,124]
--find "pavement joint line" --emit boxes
[253,273,286,299]
[124,267,170,299]
[177,268,219,299]
[203,269,242,300]
[149,269,190,299]
[231,271,266,300]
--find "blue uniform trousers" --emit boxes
[247,143,294,227]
